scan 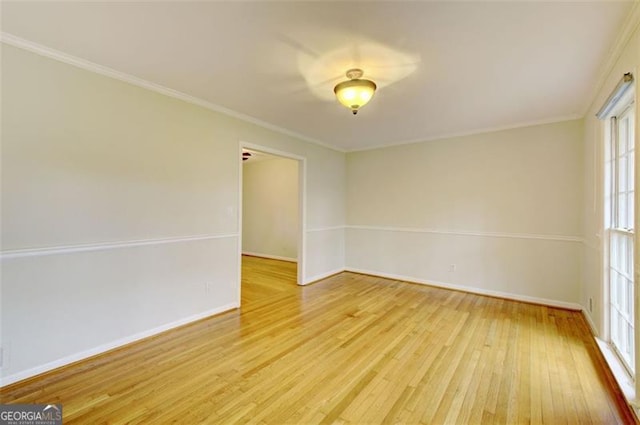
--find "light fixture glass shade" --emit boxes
[334,70,377,115]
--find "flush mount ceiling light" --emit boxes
[334,69,377,115]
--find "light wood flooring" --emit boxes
[1,255,635,424]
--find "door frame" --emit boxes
[237,140,307,304]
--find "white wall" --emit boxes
[0,43,346,384]
[346,120,584,307]
[5,19,630,386]
[242,157,299,261]
[582,17,640,336]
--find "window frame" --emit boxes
[604,89,636,377]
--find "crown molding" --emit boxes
[0,32,345,154]
[346,114,582,153]
[3,10,633,156]
[581,2,640,117]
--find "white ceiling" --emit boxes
[1,1,633,151]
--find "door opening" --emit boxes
[238,142,306,305]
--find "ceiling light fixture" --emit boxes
[334,69,377,115]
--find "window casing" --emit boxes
[605,96,636,374]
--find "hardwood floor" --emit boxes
[1,255,635,424]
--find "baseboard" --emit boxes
[0,302,239,388]
[242,251,297,263]
[303,268,345,285]
[582,309,600,337]
[344,267,582,311]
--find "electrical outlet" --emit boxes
[448,264,456,272]
[589,297,593,312]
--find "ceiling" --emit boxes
[1,1,633,151]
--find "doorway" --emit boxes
[238,142,305,304]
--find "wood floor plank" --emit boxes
[1,255,635,424]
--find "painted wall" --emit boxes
[4,18,633,386]
[242,157,299,261]
[346,120,584,307]
[581,19,640,336]
[0,43,346,384]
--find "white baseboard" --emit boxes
[345,267,583,311]
[303,268,345,285]
[582,309,600,337]
[0,302,238,387]
[242,251,297,263]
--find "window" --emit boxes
[604,88,635,374]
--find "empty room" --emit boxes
[1,1,640,424]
